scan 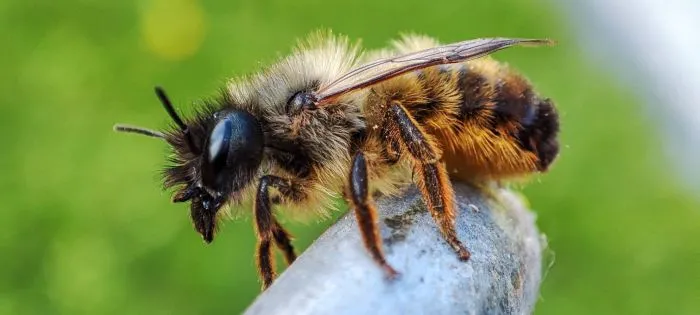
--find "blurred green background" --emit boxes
[2,0,699,314]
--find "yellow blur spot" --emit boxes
[140,0,206,61]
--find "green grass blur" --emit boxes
[1,0,699,314]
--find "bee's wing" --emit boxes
[315,38,553,103]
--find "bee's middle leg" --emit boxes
[347,151,399,279]
[254,175,304,290]
[387,102,471,261]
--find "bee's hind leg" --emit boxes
[254,175,304,290]
[347,151,400,279]
[387,102,471,261]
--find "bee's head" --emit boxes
[115,87,264,243]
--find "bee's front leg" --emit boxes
[347,151,400,279]
[253,175,304,290]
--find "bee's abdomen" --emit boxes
[417,59,559,179]
[366,59,559,179]
[514,97,559,171]
[475,62,560,171]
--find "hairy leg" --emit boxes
[254,175,303,290]
[387,102,471,261]
[347,151,399,278]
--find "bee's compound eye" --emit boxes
[208,118,232,164]
[287,91,317,113]
[201,110,264,192]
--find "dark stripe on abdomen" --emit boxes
[412,64,466,122]
[491,78,536,126]
[456,65,491,120]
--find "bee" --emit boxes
[115,32,559,290]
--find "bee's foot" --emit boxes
[383,264,401,281]
[456,247,471,261]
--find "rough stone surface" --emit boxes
[244,182,544,315]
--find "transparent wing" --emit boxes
[315,37,554,103]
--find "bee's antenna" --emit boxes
[154,86,200,153]
[113,124,165,139]
[155,86,188,132]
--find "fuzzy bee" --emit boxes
[115,32,559,290]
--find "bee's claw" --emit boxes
[383,265,401,281]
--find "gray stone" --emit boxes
[245,182,544,315]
